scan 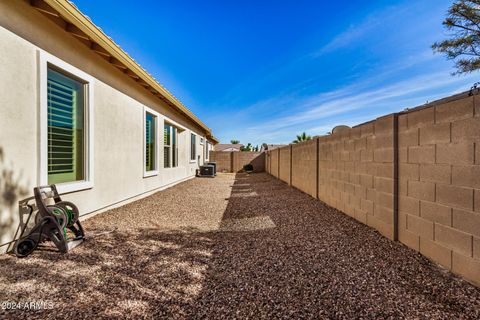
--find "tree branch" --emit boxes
[454,7,480,31]
[448,21,480,34]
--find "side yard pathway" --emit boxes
[0,173,479,319]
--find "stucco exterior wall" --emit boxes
[0,1,211,251]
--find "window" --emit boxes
[164,123,178,168]
[172,127,177,167]
[40,51,94,193]
[205,142,210,161]
[144,107,159,177]
[190,133,196,161]
[47,68,85,184]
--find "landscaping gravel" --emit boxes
[0,173,479,319]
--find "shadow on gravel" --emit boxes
[0,173,479,319]
[0,228,215,319]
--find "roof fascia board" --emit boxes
[44,0,212,134]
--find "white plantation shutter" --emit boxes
[47,69,84,184]
[145,112,156,172]
[164,124,178,168]
[164,124,170,168]
[146,119,152,169]
[172,127,178,167]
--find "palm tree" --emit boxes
[293,132,312,143]
[240,143,253,152]
[230,139,240,144]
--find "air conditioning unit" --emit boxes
[207,162,217,175]
[198,165,215,177]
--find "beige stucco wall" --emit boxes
[0,1,210,251]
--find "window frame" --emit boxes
[143,106,160,177]
[205,141,210,161]
[190,133,197,163]
[163,122,179,169]
[39,51,94,194]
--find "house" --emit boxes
[0,0,217,252]
[214,144,244,152]
[260,143,287,152]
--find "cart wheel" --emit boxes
[14,238,37,258]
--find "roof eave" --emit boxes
[43,0,213,136]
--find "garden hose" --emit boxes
[54,201,80,227]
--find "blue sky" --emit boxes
[74,0,479,146]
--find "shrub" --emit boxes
[243,164,253,172]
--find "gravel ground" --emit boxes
[1,173,479,319]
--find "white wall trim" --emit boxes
[143,105,160,177]
[162,118,180,169]
[205,141,211,161]
[163,113,187,132]
[38,50,95,194]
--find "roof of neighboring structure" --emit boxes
[214,144,244,151]
[261,144,287,151]
[32,0,218,144]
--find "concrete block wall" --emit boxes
[317,116,395,239]
[209,151,232,173]
[266,151,271,173]
[279,146,291,184]
[210,151,265,173]
[397,95,480,286]
[270,149,280,178]
[266,93,480,286]
[233,152,265,173]
[291,139,318,198]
